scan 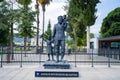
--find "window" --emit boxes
[90,42,94,49]
[111,42,120,49]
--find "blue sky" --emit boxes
[91,0,120,37]
[30,0,120,37]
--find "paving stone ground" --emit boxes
[0,65,120,80]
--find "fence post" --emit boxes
[1,46,3,68]
[74,48,77,67]
[108,49,110,68]
[0,47,1,68]
[91,49,94,67]
[38,48,42,67]
[20,47,22,68]
[39,52,41,66]
[119,49,120,60]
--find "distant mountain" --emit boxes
[14,37,31,43]
[14,37,24,43]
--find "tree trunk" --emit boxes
[24,37,27,57]
[87,26,90,53]
[73,28,77,52]
[73,28,77,67]
[10,23,14,60]
[36,0,39,53]
[42,10,45,53]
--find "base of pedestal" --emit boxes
[43,60,70,69]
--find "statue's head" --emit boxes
[58,16,63,24]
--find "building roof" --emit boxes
[99,35,120,41]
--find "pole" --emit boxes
[108,49,110,68]
[75,51,76,67]
[20,47,22,68]
[91,49,94,67]
[1,46,3,68]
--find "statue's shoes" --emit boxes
[47,59,50,61]
[59,59,64,62]
[55,60,59,63]
[52,59,55,61]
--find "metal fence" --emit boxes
[0,46,120,68]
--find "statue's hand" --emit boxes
[51,38,55,43]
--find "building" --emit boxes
[90,35,120,49]
[98,35,120,49]
[90,38,99,55]
[90,36,120,59]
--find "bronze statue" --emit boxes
[52,15,70,62]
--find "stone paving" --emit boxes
[0,65,120,80]
[0,53,120,80]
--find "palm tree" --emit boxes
[38,0,52,52]
[35,0,40,53]
[17,0,31,6]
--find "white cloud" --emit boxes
[30,1,66,34]
[38,2,66,33]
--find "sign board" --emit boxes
[35,71,79,77]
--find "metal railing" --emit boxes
[0,46,120,68]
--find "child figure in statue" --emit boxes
[45,35,54,61]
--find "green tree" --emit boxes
[109,22,120,36]
[44,20,52,40]
[0,0,4,2]
[0,17,9,45]
[17,7,35,55]
[17,0,35,55]
[80,0,100,49]
[0,1,21,59]
[17,0,31,8]
[0,1,9,30]
[0,1,15,46]
[7,2,22,59]
[0,13,9,45]
[0,28,9,46]
[0,1,9,46]
[90,33,94,39]
[67,0,86,49]
[67,0,100,50]
[100,7,120,38]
